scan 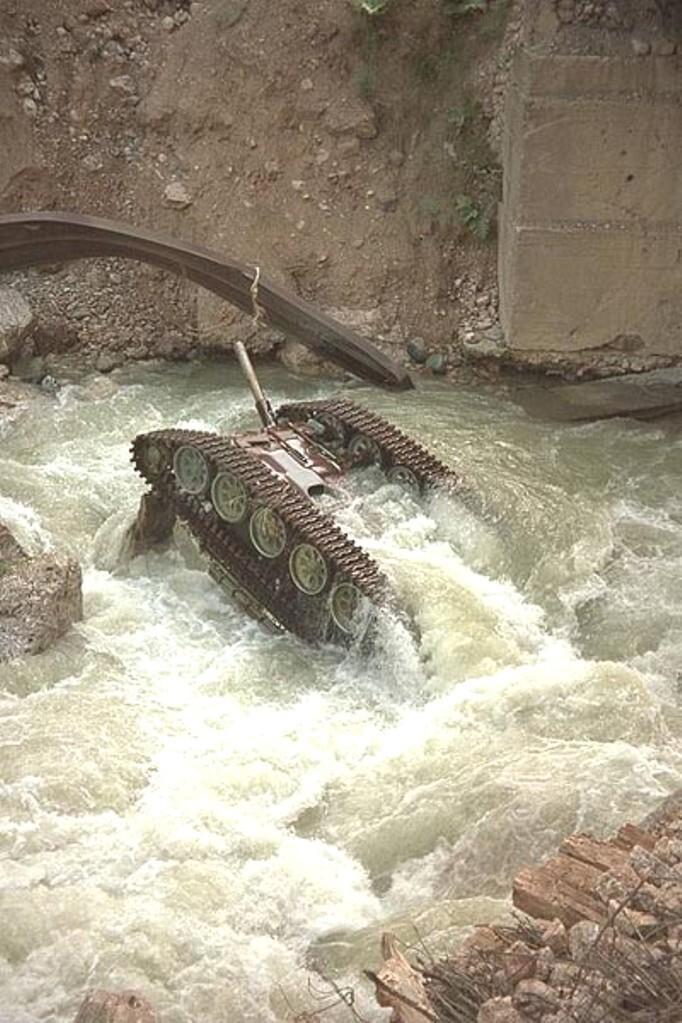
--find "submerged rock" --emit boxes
[0,523,82,663]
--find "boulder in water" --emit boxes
[0,523,82,663]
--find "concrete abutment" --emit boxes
[499,19,682,364]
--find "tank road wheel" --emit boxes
[250,506,287,558]
[329,582,369,636]
[348,433,381,466]
[174,445,209,495]
[211,472,248,523]
[387,464,419,488]
[315,412,346,447]
[289,543,328,595]
[138,439,168,481]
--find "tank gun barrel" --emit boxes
[234,341,275,428]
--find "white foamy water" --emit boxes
[1,362,681,1022]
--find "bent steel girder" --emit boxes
[0,210,413,390]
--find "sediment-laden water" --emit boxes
[0,361,680,1023]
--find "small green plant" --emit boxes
[449,95,482,132]
[354,0,390,14]
[454,194,493,242]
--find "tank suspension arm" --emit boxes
[234,341,275,427]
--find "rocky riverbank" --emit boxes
[373,792,682,1022]
[53,793,682,1023]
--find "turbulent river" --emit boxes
[0,360,681,1023]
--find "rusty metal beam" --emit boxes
[0,210,413,390]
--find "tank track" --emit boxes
[130,429,393,645]
[275,397,462,491]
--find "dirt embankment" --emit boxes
[0,0,514,380]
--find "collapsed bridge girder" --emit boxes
[0,210,413,391]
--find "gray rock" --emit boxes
[95,352,123,373]
[631,38,651,56]
[478,996,526,1022]
[406,336,428,364]
[425,352,447,375]
[0,287,35,363]
[163,180,193,209]
[568,920,599,963]
[375,189,398,212]
[279,338,343,379]
[462,335,503,359]
[0,524,82,664]
[483,324,505,343]
[213,0,248,28]
[109,75,137,95]
[0,46,25,70]
[512,978,560,1019]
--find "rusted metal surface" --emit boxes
[131,425,392,644]
[130,396,461,645]
[0,210,413,390]
[276,396,463,491]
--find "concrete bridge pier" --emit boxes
[498,3,682,372]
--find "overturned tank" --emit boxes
[131,343,461,646]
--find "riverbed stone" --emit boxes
[279,337,343,379]
[163,180,193,209]
[406,336,428,364]
[425,351,447,375]
[0,524,83,663]
[0,286,35,364]
[478,997,526,1023]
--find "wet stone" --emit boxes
[96,351,123,373]
[406,336,428,364]
[425,352,447,375]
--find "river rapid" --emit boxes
[0,361,681,1023]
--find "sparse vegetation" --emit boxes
[352,0,390,15]
[448,94,482,132]
[454,193,493,242]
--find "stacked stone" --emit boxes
[375,803,682,1022]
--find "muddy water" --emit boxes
[0,361,680,1023]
